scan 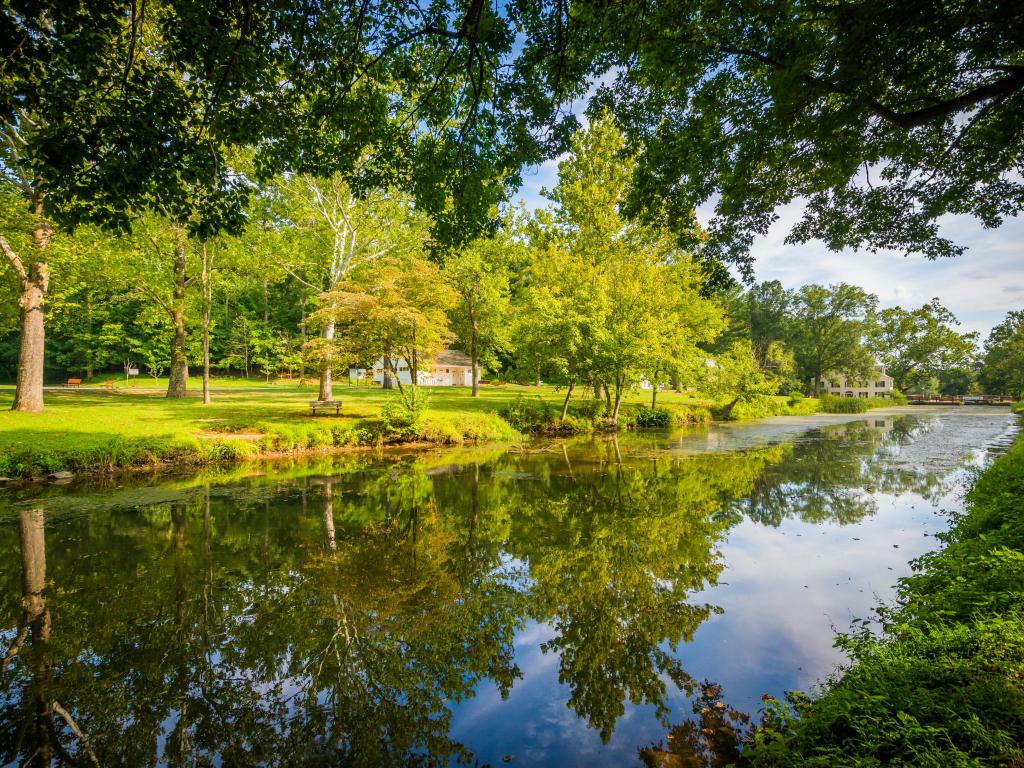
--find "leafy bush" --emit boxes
[631,406,672,427]
[726,395,821,420]
[820,394,870,413]
[415,412,520,446]
[569,398,607,422]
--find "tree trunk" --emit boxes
[319,317,335,401]
[84,292,94,380]
[593,380,602,399]
[201,244,212,405]
[651,384,658,409]
[166,234,189,398]
[560,381,575,422]
[471,326,480,397]
[721,397,740,420]
[611,379,624,425]
[382,355,394,390]
[12,262,49,412]
[2,225,50,412]
[299,296,307,381]
[603,383,612,415]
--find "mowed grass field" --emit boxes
[0,378,713,454]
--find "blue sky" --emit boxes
[514,159,1023,339]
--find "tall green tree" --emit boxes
[979,311,1024,398]
[526,114,724,423]
[867,298,978,392]
[445,237,515,396]
[790,284,877,395]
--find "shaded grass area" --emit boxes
[749,429,1024,767]
[0,380,839,477]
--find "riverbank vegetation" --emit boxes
[0,383,841,478]
[746,432,1024,766]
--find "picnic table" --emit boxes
[309,400,342,416]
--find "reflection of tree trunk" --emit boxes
[560,444,577,481]
[167,231,189,398]
[319,317,335,401]
[20,509,47,622]
[21,508,54,765]
[323,481,336,551]
[172,503,188,630]
[611,434,622,465]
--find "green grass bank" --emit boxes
[748,425,1024,767]
[0,379,901,478]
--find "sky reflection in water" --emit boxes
[0,409,1017,767]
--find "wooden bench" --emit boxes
[65,378,82,387]
[309,400,341,416]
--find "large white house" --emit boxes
[350,349,474,387]
[817,363,896,398]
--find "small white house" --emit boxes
[350,349,474,387]
[817,363,896,398]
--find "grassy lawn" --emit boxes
[0,380,712,454]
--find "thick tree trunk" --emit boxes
[12,263,49,412]
[721,397,740,420]
[611,381,624,426]
[471,327,480,397]
[2,224,50,412]
[166,236,189,398]
[560,381,575,422]
[381,356,394,390]
[319,317,335,401]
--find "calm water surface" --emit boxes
[0,408,1017,767]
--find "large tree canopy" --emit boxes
[561,0,1024,274]
[1,0,583,238]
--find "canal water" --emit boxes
[0,408,1017,767]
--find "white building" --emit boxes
[350,349,474,387]
[817,363,896,398]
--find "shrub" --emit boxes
[499,395,559,433]
[820,394,870,413]
[569,398,606,422]
[631,406,672,427]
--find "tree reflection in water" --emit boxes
[0,414,972,765]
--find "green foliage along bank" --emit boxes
[748,429,1024,767]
